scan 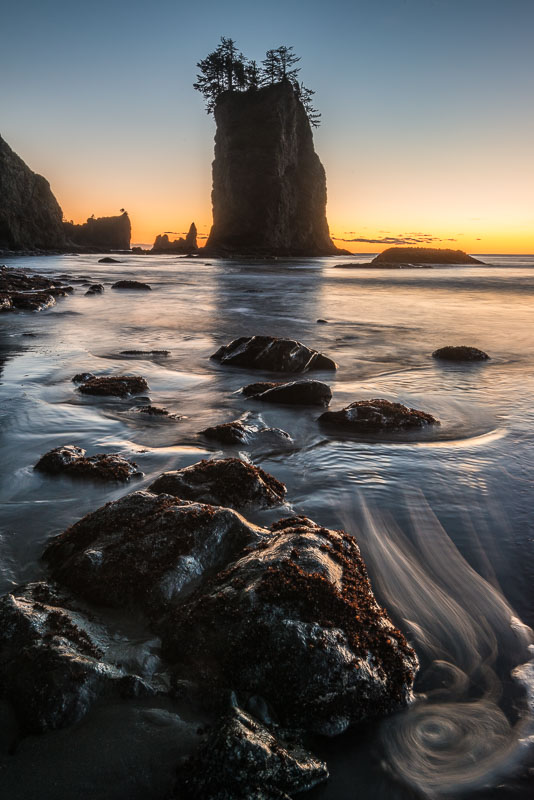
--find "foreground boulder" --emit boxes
[77,374,149,397]
[149,458,286,511]
[0,581,150,732]
[0,265,73,311]
[34,444,141,482]
[175,706,328,799]
[319,399,439,431]
[44,492,267,614]
[432,345,489,362]
[212,336,337,373]
[163,516,418,736]
[111,280,151,290]
[251,379,331,407]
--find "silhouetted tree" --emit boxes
[193,39,320,126]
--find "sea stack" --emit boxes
[63,212,131,250]
[205,81,341,256]
[0,133,66,251]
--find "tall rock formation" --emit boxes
[63,212,131,250]
[205,81,342,256]
[151,222,198,253]
[0,134,66,251]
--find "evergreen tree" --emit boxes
[193,36,246,113]
[295,82,322,128]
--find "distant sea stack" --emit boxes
[151,222,198,253]
[372,247,484,265]
[64,212,131,250]
[205,81,343,257]
[0,133,66,251]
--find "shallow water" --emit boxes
[1,252,533,798]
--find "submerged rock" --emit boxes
[85,283,104,295]
[44,491,266,613]
[77,375,149,397]
[212,336,337,373]
[120,349,170,356]
[163,516,418,735]
[111,280,151,291]
[175,706,328,799]
[34,444,141,482]
[137,404,179,418]
[201,419,292,448]
[72,372,95,383]
[242,381,281,397]
[149,458,286,511]
[251,379,331,407]
[319,399,439,431]
[432,345,489,362]
[0,581,149,732]
[98,257,121,263]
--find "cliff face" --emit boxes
[206,82,340,256]
[0,134,66,251]
[152,222,198,253]
[64,212,131,250]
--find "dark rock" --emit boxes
[0,134,67,250]
[0,266,73,311]
[151,223,198,254]
[163,516,419,735]
[120,349,170,356]
[149,458,286,511]
[44,491,266,613]
[212,336,337,373]
[77,375,149,397]
[252,379,332,407]
[98,257,121,263]
[201,421,249,445]
[316,318,329,324]
[34,444,141,482]
[72,372,95,383]
[85,283,104,295]
[371,247,483,265]
[242,381,281,397]
[432,345,489,362]
[319,399,439,431]
[175,706,328,799]
[111,280,151,290]
[0,581,150,732]
[137,405,175,417]
[204,82,345,257]
[63,212,131,250]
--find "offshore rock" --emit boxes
[111,280,151,290]
[44,491,267,614]
[149,458,286,511]
[163,516,419,735]
[0,134,66,251]
[98,257,121,263]
[432,345,489,362]
[371,247,483,265]
[64,212,131,250]
[175,706,328,799]
[212,335,337,373]
[319,399,439,431]
[152,223,198,254]
[251,379,332,407]
[34,444,141,482]
[85,283,104,295]
[205,82,342,256]
[77,375,149,397]
[0,581,150,732]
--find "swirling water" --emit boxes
[0,253,533,798]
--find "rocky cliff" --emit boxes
[205,81,342,256]
[64,212,131,250]
[0,134,66,251]
[152,222,198,253]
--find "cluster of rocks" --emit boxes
[0,265,73,312]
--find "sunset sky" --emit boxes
[1,0,533,253]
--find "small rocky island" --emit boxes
[371,247,484,265]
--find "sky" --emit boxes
[1,0,533,253]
